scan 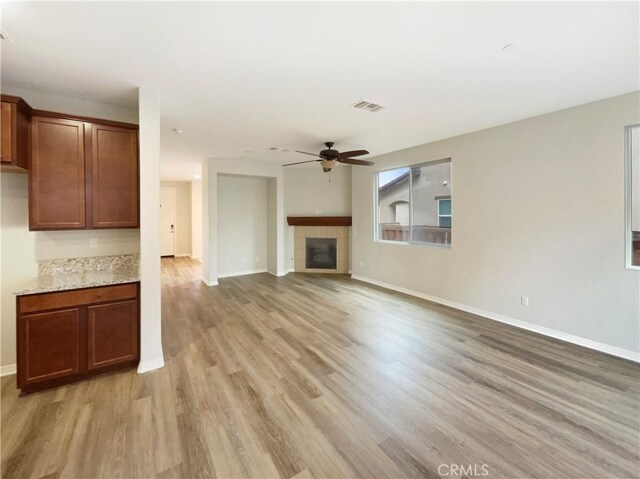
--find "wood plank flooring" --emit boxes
[2,257,639,478]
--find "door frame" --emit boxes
[160,186,177,257]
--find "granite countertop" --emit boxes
[14,254,140,295]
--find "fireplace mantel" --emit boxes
[287,216,352,227]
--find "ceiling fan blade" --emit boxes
[337,158,375,166]
[283,159,321,167]
[295,150,321,157]
[338,150,369,158]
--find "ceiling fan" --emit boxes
[283,142,375,172]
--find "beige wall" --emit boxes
[284,165,352,215]
[352,92,640,356]
[35,229,140,259]
[202,159,286,284]
[1,85,138,123]
[137,87,164,372]
[0,86,140,370]
[217,175,268,276]
[1,174,37,370]
[161,181,192,256]
[266,178,278,274]
[191,180,203,259]
[284,165,352,269]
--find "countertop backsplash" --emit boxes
[38,254,140,275]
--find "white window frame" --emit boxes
[625,124,639,270]
[374,157,452,248]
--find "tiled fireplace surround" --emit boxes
[288,217,351,274]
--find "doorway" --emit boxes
[160,187,177,257]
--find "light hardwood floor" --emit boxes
[2,257,639,478]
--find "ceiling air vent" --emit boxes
[0,29,13,42]
[352,100,385,113]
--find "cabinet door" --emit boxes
[1,102,14,164]
[30,117,86,229]
[87,300,138,370]
[17,308,81,387]
[90,125,138,228]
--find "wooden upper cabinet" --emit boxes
[1,95,30,171]
[30,117,86,230]
[28,109,139,231]
[90,125,139,228]
[1,103,13,163]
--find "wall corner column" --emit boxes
[202,160,218,285]
[137,87,165,373]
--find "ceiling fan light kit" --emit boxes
[283,141,375,172]
[321,159,338,171]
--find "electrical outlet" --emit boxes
[521,296,529,307]
[90,237,98,248]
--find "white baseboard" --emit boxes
[267,270,289,277]
[218,268,267,279]
[174,253,191,258]
[351,275,640,363]
[203,279,218,286]
[137,357,165,374]
[0,364,16,377]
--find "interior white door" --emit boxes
[160,187,177,257]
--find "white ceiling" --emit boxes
[2,2,638,180]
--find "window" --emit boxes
[376,158,452,246]
[437,198,452,228]
[626,125,639,268]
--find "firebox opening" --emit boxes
[305,238,337,269]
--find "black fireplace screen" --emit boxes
[305,238,337,269]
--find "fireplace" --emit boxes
[290,221,350,274]
[305,238,337,269]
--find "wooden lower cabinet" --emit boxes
[17,283,139,394]
[18,308,81,387]
[87,300,138,370]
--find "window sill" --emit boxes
[374,239,451,249]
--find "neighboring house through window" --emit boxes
[376,158,452,246]
[626,124,640,268]
[437,197,452,228]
